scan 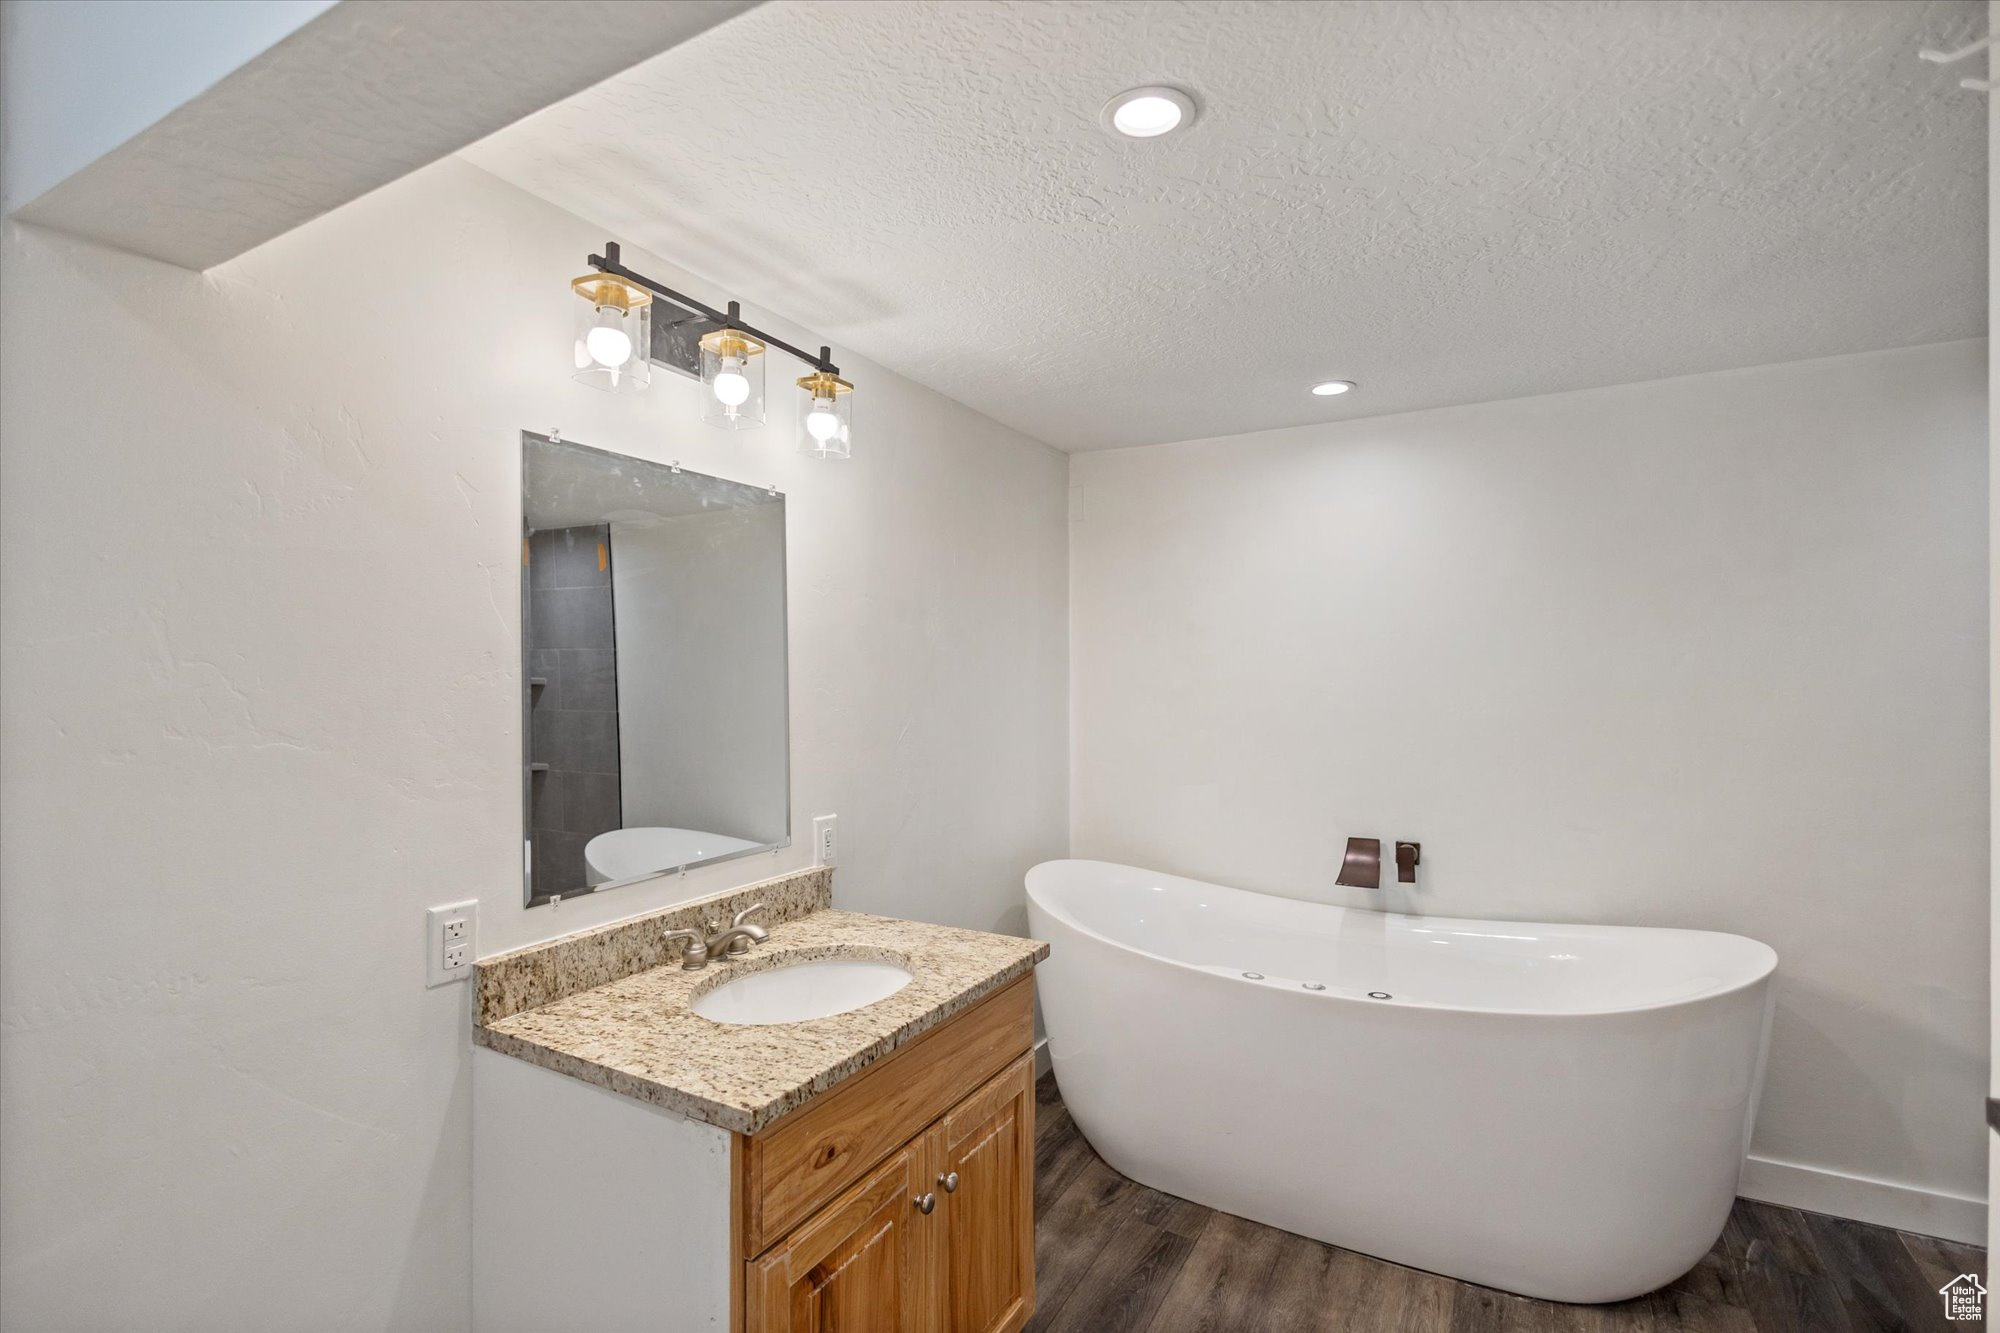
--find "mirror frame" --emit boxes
[519,430,791,907]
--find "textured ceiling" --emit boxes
[463,0,1987,452]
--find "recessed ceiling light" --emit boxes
[1311,380,1356,396]
[1101,85,1197,139]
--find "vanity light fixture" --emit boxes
[570,242,855,458]
[700,318,766,430]
[1101,85,1197,138]
[570,272,652,393]
[1311,380,1356,396]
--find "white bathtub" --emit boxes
[1025,859,1777,1304]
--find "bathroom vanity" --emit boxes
[472,866,1045,1332]
[496,437,1045,1329]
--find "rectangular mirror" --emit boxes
[522,432,789,906]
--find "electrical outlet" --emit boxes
[427,900,478,987]
[813,814,838,867]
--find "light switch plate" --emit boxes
[813,814,837,867]
[427,900,478,987]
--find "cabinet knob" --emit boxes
[914,1192,936,1215]
[938,1172,960,1194]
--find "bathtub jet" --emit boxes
[1025,859,1777,1305]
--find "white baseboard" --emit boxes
[1033,1036,1051,1079]
[1739,1154,1986,1245]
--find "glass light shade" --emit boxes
[796,370,854,459]
[570,275,652,393]
[700,328,767,429]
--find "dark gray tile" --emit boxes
[531,829,590,899]
[527,649,560,708]
[564,771,621,838]
[560,649,619,712]
[528,586,613,651]
[529,766,564,830]
[530,710,574,771]
[529,526,610,591]
[527,529,560,591]
[570,711,619,775]
[528,708,577,771]
[535,710,620,776]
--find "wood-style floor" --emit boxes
[1025,1072,1985,1333]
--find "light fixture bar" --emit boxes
[587,241,840,375]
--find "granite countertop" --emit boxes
[475,904,1047,1134]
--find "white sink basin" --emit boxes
[691,958,914,1026]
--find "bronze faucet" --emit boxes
[1336,837,1381,888]
[663,904,769,970]
[1335,838,1422,888]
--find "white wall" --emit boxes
[0,157,1068,1330]
[1071,341,1989,1238]
[0,0,336,213]
[612,506,789,845]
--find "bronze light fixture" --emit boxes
[569,242,854,459]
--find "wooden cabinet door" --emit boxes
[746,1141,932,1333]
[935,1056,1036,1333]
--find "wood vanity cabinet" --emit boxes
[471,966,1039,1333]
[739,977,1036,1333]
[745,1140,931,1331]
[936,1057,1036,1333]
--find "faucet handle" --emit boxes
[720,903,769,956]
[662,927,707,970]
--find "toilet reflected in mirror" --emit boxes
[521,431,789,905]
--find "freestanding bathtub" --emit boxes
[1025,859,1777,1304]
